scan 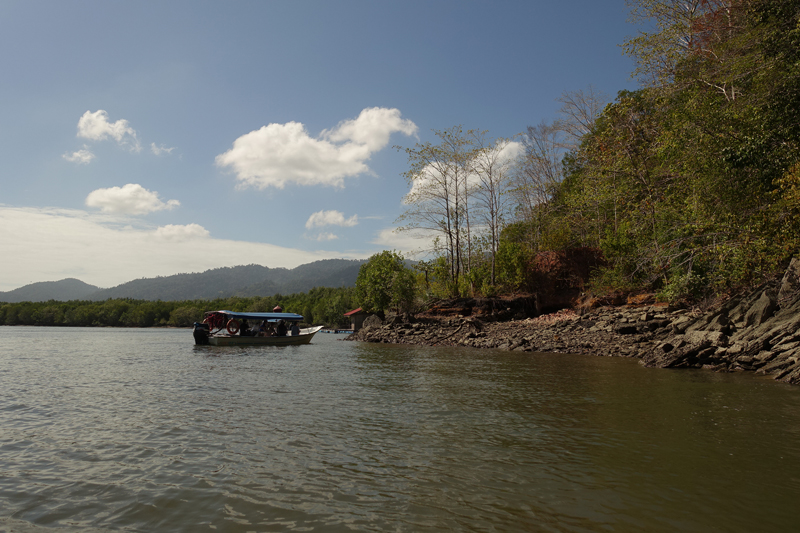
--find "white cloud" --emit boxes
[154,223,209,241]
[322,107,418,151]
[77,110,141,152]
[497,139,525,161]
[215,107,418,190]
[406,140,524,200]
[314,232,339,241]
[85,184,180,215]
[62,146,95,164]
[372,227,436,258]
[0,207,362,291]
[305,210,359,229]
[151,143,175,156]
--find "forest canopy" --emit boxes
[0,287,357,328]
[391,0,800,304]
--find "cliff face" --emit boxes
[639,258,800,384]
[348,258,800,386]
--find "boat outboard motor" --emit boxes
[193,322,210,345]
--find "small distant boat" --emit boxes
[193,310,324,346]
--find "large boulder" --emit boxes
[362,314,383,330]
[778,257,800,302]
[743,289,777,328]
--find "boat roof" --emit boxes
[206,310,304,321]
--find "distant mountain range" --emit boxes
[0,259,367,303]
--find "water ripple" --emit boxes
[1,328,800,531]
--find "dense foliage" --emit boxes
[545,0,800,300]
[425,0,800,303]
[0,287,357,328]
[354,251,417,316]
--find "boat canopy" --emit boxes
[205,310,304,322]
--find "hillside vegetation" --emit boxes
[380,0,800,312]
[0,260,365,328]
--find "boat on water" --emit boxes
[193,310,324,346]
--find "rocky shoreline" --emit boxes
[347,258,800,386]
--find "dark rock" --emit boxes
[744,290,777,328]
[614,324,639,335]
[643,319,671,332]
[344,256,800,386]
[705,312,731,334]
[362,314,383,329]
[672,316,694,334]
[775,362,800,381]
[778,257,800,302]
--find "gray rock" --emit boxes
[775,361,800,381]
[743,290,777,328]
[778,257,800,302]
[705,312,731,334]
[728,286,772,326]
[672,316,694,334]
[614,324,638,335]
[362,314,383,329]
[684,330,730,347]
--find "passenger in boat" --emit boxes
[276,319,287,336]
[240,319,251,336]
[290,323,300,336]
[256,321,274,337]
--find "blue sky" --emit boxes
[0,0,639,291]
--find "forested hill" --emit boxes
[0,259,366,303]
[0,279,101,303]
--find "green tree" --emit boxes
[169,306,203,327]
[355,251,417,317]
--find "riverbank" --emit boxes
[347,258,800,386]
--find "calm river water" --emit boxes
[1,327,799,532]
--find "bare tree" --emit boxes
[556,86,609,149]
[470,133,520,284]
[511,121,564,250]
[511,87,609,250]
[397,127,478,293]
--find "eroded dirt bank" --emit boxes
[347,259,800,386]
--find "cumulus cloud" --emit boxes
[215,107,417,190]
[77,110,141,152]
[304,210,359,229]
[0,207,362,291]
[62,146,95,164]
[372,227,436,258]
[322,107,418,151]
[151,143,175,156]
[154,223,210,241]
[85,184,180,215]
[314,232,339,241]
[406,139,524,200]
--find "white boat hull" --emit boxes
[206,326,324,346]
